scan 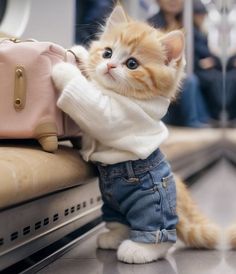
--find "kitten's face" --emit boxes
[87,7,185,100]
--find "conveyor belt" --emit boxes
[36,160,236,274]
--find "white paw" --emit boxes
[70,45,89,64]
[52,62,81,91]
[97,222,130,250]
[117,240,172,264]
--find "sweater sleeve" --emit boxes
[57,76,133,143]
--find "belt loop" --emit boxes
[125,161,135,179]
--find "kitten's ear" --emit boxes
[104,5,128,33]
[159,30,185,64]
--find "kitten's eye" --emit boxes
[103,48,112,59]
[126,58,139,70]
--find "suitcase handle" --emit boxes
[0,37,37,44]
[9,38,37,43]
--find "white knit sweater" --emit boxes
[57,77,170,164]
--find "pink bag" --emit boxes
[0,38,81,152]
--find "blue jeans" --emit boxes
[96,149,178,244]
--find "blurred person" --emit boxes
[0,0,7,24]
[148,0,210,127]
[75,0,114,45]
[226,52,236,121]
[148,0,183,31]
[193,0,223,122]
[225,7,236,122]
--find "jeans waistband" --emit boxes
[96,148,166,177]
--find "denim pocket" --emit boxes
[162,173,176,214]
[120,171,155,191]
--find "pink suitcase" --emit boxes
[0,38,81,152]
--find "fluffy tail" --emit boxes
[175,176,220,249]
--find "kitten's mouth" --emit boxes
[104,71,116,81]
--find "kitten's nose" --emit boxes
[107,63,116,71]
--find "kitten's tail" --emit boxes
[176,176,220,249]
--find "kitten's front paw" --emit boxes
[52,62,81,91]
[117,240,172,264]
[70,45,89,64]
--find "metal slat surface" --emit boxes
[0,178,102,270]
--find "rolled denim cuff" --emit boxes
[130,229,177,244]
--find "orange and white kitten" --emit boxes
[52,5,220,263]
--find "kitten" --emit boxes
[52,5,220,263]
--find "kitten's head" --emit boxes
[87,5,185,100]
